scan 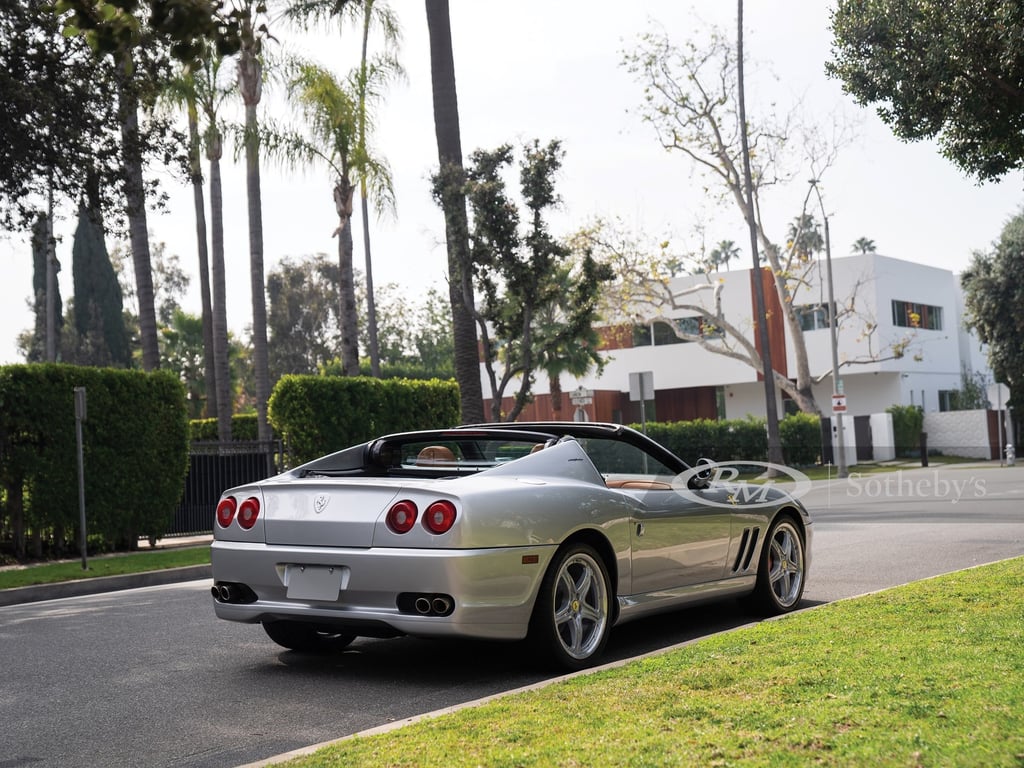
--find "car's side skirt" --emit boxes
[614,575,757,625]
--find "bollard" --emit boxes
[1007,443,1016,467]
[920,431,928,467]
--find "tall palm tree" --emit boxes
[709,239,740,271]
[195,56,235,441]
[425,0,484,423]
[353,1,402,377]
[117,50,160,371]
[284,0,403,378]
[852,236,877,254]
[160,64,218,418]
[787,213,824,261]
[276,59,375,375]
[236,5,273,441]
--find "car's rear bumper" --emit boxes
[211,540,557,641]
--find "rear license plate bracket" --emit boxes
[283,564,348,601]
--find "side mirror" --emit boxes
[687,457,714,490]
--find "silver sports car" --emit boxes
[211,422,812,669]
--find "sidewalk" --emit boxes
[0,535,212,608]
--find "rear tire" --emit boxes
[529,543,612,671]
[261,621,356,653]
[752,515,806,614]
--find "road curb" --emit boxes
[0,564,212,607]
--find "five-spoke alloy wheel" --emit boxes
[530,543,612,670]
[753,515,806,614]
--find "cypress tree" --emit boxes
[71,202,130,367]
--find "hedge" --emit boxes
[639,413,822,467]
[189,413,261,441]
[887,404,924,457]
[0,364,188,557]
[268,375,461,465]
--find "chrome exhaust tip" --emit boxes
[414,597,432,614]
[431,596,452,615]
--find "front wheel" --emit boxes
[529,543,612,671]
[752,515,806,614]
[261,620,356,653]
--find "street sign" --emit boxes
[628,371,654,402]
[569,386,594,406]
[831,394,847,413]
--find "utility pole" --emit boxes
[737,0,784,468]
[810,179,848,478]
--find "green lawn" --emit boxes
[276,557,1024,767]
[0,545,210,590]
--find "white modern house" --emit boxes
[487,254,996,439]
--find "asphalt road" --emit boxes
[1,463,1022,768]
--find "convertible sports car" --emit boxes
[211,422,811,669]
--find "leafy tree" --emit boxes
[70,201,130,367]
[948,366,991,411]
[852,237,877,254]
[266,254,342,379]
[461,140,614,422]
[52,0,247,64]
[426,0,484,423]
[617,22,909,415]
[0,0,119,227]
[411,286,454,375]
[828,0,1024,181]
[160,309,207,418]
[961,210,1024,403]
[535,261,607,416]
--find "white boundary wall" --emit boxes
[922,410,993,459]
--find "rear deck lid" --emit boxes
[260,478,406,547]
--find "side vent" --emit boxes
[732,527,761,573]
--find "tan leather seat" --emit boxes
[529,443,545,454]
[416,445,457,465]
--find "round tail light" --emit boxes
[423,500,457,534]
[216,497,237,528]
[387,500,418,534]
[237,497,261,530]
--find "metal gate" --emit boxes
[168,440,284,537]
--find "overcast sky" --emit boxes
[2,1,1021,364]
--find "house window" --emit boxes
[892,300,943,330]
[938,390,955,412]
[633,317,719,346]
[795,303,833,331]
[653,320,688,345]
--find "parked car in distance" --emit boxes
[211,422,812,670]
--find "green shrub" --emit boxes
[778,412,822,466]
[189,414,261,441]
[268,375,460,465]
[0,364,188,556]
[640,413,821,467]
[887,404,924,457]
[641,417,768,465]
